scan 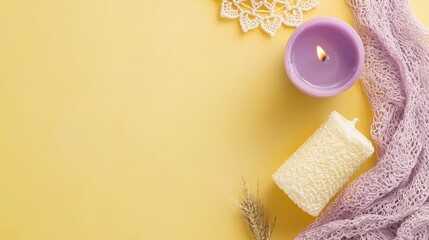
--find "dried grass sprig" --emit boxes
[239,179,276,240]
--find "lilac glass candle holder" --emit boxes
[284,17,365,98]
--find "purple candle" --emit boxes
[284,17,365,98]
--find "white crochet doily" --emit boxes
[221,0,319,36]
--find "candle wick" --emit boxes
[322,55,329,63]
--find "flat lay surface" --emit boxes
[0,0,428,239]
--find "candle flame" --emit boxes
[317,45,328,62]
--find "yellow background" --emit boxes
[0,0,428,239]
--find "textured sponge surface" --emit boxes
[273,111,374,216]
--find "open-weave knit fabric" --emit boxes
[298,0,429,239]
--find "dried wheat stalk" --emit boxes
[240,179,276,240]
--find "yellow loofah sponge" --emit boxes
[273,111,374,217]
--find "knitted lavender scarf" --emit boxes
[298,0,429,239]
